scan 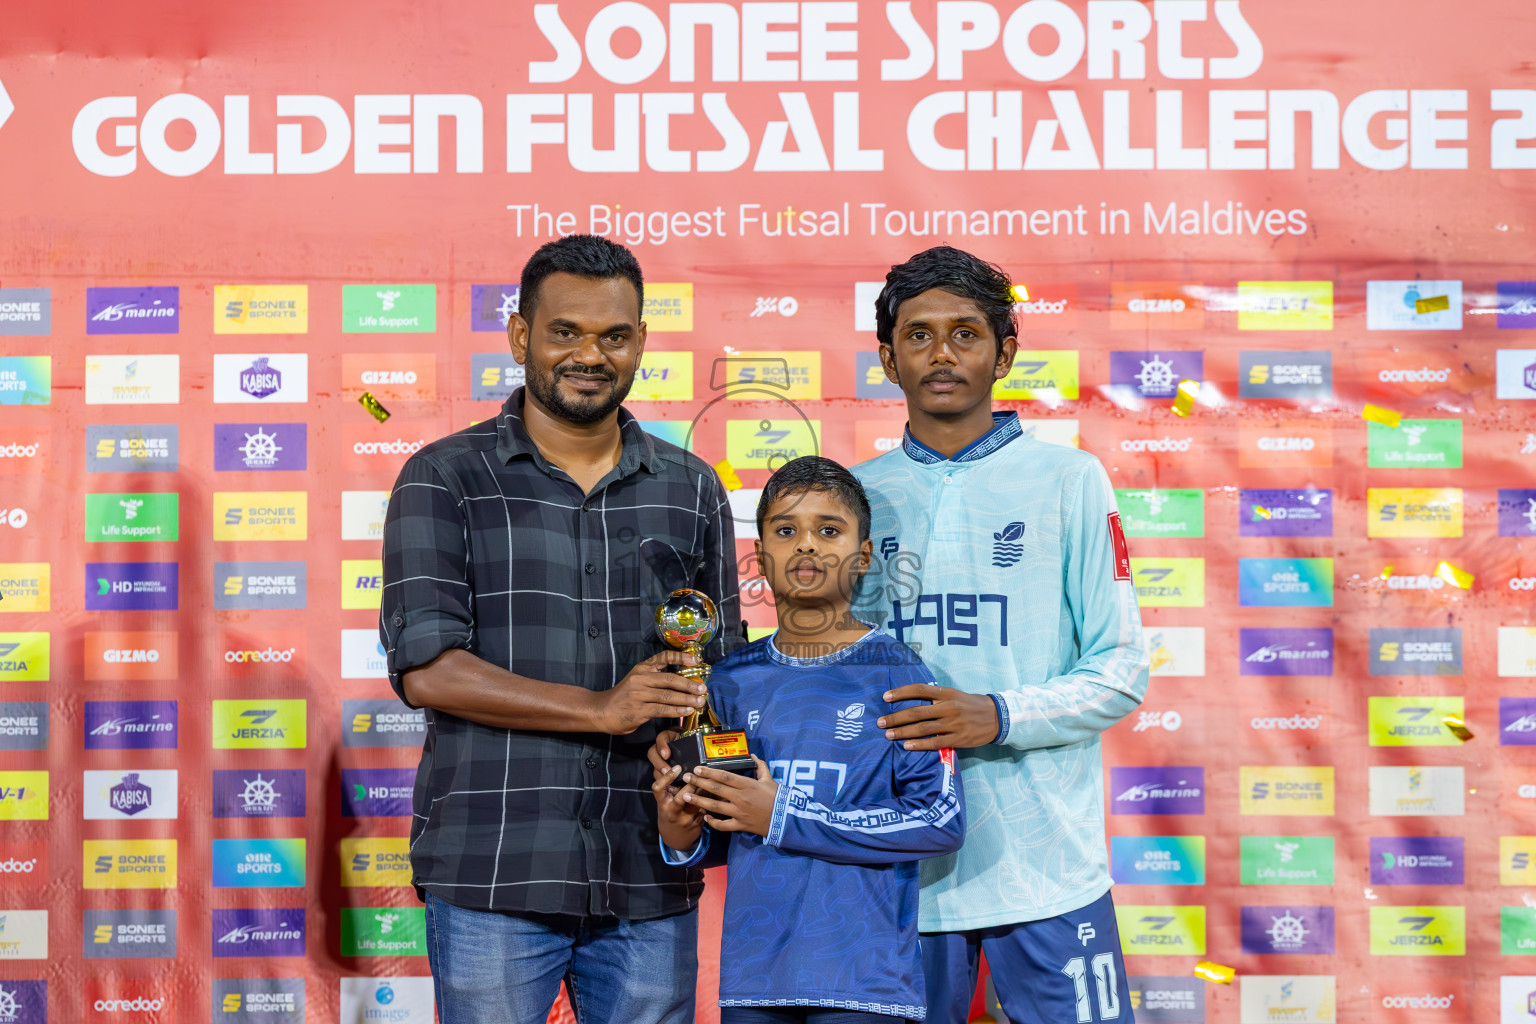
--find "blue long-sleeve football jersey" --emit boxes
[852,411,1150,931]
[663,628,964,1018]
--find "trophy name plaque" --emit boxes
[656,588,756,775]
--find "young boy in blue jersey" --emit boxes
[853,247,1150,1024]
[648,456,964,1024]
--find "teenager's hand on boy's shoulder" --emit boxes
[684,758,778,838]
[878,683,999,750]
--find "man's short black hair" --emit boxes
[756,456,872,542]
[518,234,645,324]
[874,245,1016,353]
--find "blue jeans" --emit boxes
[425,893,699,1024]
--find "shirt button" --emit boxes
[584,563,596,574]
[588,625,600,638]
[581,817,594,830]
[944,475,953,485]
[586,756,599,769]
[392,615,403,627]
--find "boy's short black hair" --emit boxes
[518,234,645,323]
[874,245,1016,354]
[755,456,871,542]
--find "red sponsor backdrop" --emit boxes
[1,0,1535,1021]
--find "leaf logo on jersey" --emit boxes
[835,704,865,741]
[991,522,1026,567]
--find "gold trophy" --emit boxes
[656,588,756,775]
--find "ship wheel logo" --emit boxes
[239,773,280,813]
[0,983,22,1021]
[1267,911,1310,950]
[239,427,284,468]
[1134,355,1178,397]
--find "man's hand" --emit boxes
[683,759,778,837]
[877,684,999,750]
[592,653,707,735]
[652,761,707,853]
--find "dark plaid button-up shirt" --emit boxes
[380,388,740,918]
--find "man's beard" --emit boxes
[525,361,632,425]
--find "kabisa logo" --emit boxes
[1115,906,1205,955]
[213,354,308,404]
[211,909,305,958]
[991,522,1026,568]
[212,839,307,889]
[1495,348,1536,398]
[83,839,177,890]
[1109,767,1204,815]
[83,771,177,820]
[84,701,177,750]
[1110,836,1205,885]
[1239,906,1334,954]
[213,769,306,819]
[342,700,426,747]
[86,286,179,335]
[84,909,176,960]
[1369,629,1462,677]
[470,284,519,331]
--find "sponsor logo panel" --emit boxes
[83,909,176,959]
[341,631,389,679]
[1368,419,1462,469]
[1367,906,1465,956]
[85,562,175,611]
[213,423,307,472]
[470,352,526,401]
[1238,422,1332,469]
[85,425,177,473]
[1369,766,1464,817]
[0,912,48,960]
[1239,350,1333,400]
[1239,628,1333,677]
[85,286,179,334]
[1241,767,1335,816]
[212,700,306,750]
[1236,281,1334,330]
[0,426,46,474]
[83,493,178,543]
[854,351,903,400]
[213,492,307,542]
[1240,905,1335,955]
[1109,284,1205,331]
[214,285,308,334]
[340,837,413,887]
[0,567,49,613]
[340,907,427,956]
[210,978,305,1022]
[214,562,307,612]
[1110,767,1204,815]
[641,283,693,332]
[1127,975,1203,1024]
[1110,836,1206,885]
[1369,630,1462,678]
[341,353,437,401]
[725,419,821,470]
[1238,975,1336,1024]
[211,908,305,958]
[342,491,390,541]
[1114,905,1205,955]
[1240,836,1335,885]
[993,350,1079,401]
[720,351,820,400]
[217,629,305,679]
[0,289,50,336]
[84,701,178,750]
[83,839,176,889]
[342,768,415,817]
[342,560,384,610]
[1500,627,1536,677]
[0,635,48,682]
[343,284,435,333]
[470,283,519,331]
[338,977,433,1022]
[83,770,178,820]
[213,769,306,819]
[1367,488,1463,538]
[342,699,427,747]
[1365,280,1463,330]
[0,358,49,407]
[1370,836,1464,885]
[0,774,46,821]
[211,354,309,404]
[627,351,694,401]
[1238,558,1333,607]
[1503,698,1536,746]
[1495,349,1536,399]
[212,839,307,888]
[1499,489,1536,537]
[1147,627,1205,677]
[1116,490,1203,538]
[0,843,46,888]
[84,354,178,405]
[1130,558,1205,607]
[1239,489,1332,538]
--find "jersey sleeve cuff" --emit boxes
[989,693,1011,744]
[659,832,710,867]
[765,782,795,848]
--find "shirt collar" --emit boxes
[901,411,1022,465]
[495,387,660,475]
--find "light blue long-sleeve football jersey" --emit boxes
[852,411,1150,931]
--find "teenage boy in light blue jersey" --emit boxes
[851,247,1150,1024]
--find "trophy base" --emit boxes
[670,728,757,776]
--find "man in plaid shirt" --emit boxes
[381,234,741,1024]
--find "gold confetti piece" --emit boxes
[1443,714,1473,742]
[1172,379,1199,417]
[358,391,391,423]
[1415,294,1450,314]
[1253,506,1272,520]
[1010,284,1030,302]
[1381,565,1394,579]
[1193,961,1235,985]
[1362,404,1403,428]
[714,459,743,492]
[1435,560,1474,590]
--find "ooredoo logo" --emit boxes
[94,997,164,1011]
[224,647,295,664]
[1250,715,1322,731]
[1511,577,1536,591]
[1120,436,1192,453]
[1379,367,1451,383]
[353,439,424,455]
[1380,992,1455,1009]
[0,443,39,458]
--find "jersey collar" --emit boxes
[901,411,1022,465]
